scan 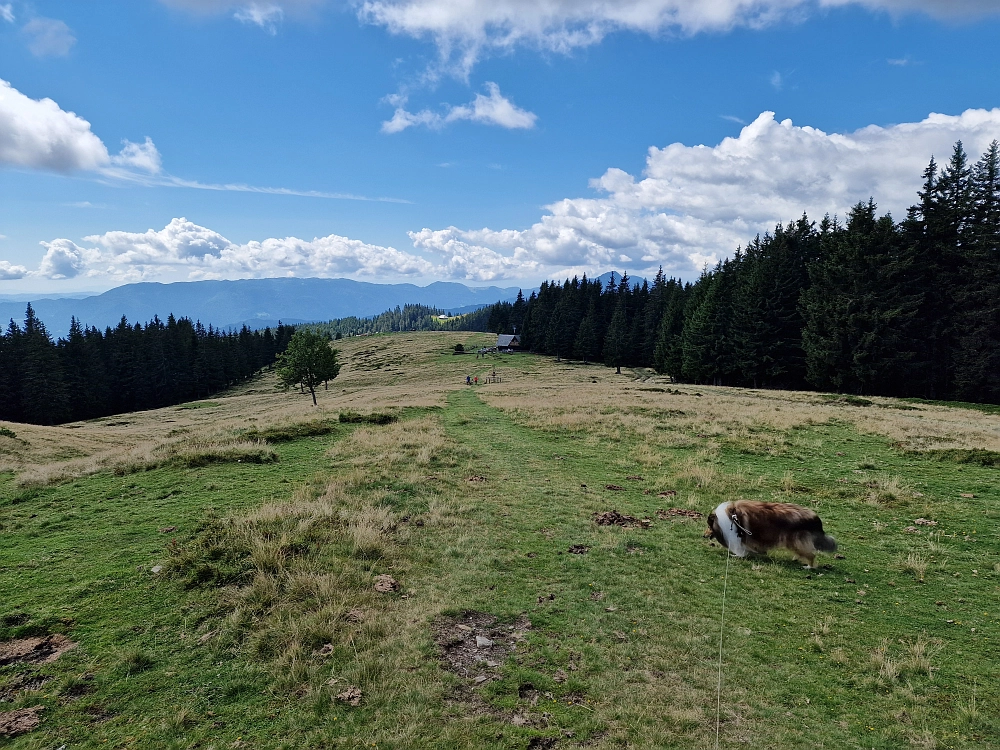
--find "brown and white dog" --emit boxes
[704,501,837,568]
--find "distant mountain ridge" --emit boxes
[0,278,522,338]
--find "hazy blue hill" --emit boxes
[0,278,521,338]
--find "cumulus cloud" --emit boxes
[22,17,76,57]
[0,261,28,280]
[0,4,14,23]
[382,82,536,133]
[10,108,1000,286]
[0,78,109,172]
[31,218,436,282]
[0,77,180,185]
[234,3,284,33]
[409,108,1000,281]
[37,239,91,279]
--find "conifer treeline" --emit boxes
[310,303,489,338]
[480,141,1000,403]
[0,305,295,425]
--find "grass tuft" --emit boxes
[119,647,155,675]
[338,411,397,425]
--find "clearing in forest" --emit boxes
[1,331,998,748]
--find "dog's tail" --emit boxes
[814,533,837,553]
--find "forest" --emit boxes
[308,303,487,338]
[479,141,1000,404]
[0,307,295,425]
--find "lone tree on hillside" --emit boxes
[276,330,341,405]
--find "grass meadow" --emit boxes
[1,331,999,749]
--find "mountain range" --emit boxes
[0,278,523,339]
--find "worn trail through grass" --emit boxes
[3,332,1000,749]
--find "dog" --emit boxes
[704,501,837,568]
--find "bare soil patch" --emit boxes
[0,705,43,738]
[656,508,704,520]
[0,634,76,666]
[0,672,50,701]
[592,510,652,528]
[432,611,530,685]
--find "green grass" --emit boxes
[2,377,999,748]
[0,430,345,748]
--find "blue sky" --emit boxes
[1,0,1000,293]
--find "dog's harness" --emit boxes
[729,512,752,539]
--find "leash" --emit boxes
[715,546,732,750]
[729,512,752,538]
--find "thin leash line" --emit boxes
[715,546,732,750]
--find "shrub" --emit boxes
[242,421,336,443]
[338,411,397,425]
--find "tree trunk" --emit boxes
[309,384,317,406]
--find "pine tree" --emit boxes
[681,264,735,385]
[604,289,629,375]
[18,304,69,424]
[574,299,601,363]
[800,203,919,394]
[953,141,1000,401]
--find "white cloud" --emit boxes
[10,109,1000,287]
[31,218,436,282]
[408,108,1000,281]
[159,0,323,18]
[0,261,28,280]
[447,82,537,128]
[382,82,536,133]
[234,3,284,33]
[37,238,91,279]
[359,0,1000,74]
[0,78,109,172]
[0,4,14,23]
[22,17,76,57]
[110,137,163,174]
[770,71,783,90]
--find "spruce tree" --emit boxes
[604,290,629,374]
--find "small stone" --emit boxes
[336,687,363,706]
[473,675,488,684]
[456,624,473,632]
[150,565,163,574]
[486,659,499,667]
[475,636,494,648]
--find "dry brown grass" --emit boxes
[478,364,1000,458]
[2,332,493,488]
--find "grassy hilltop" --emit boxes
[1,331,998,749]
